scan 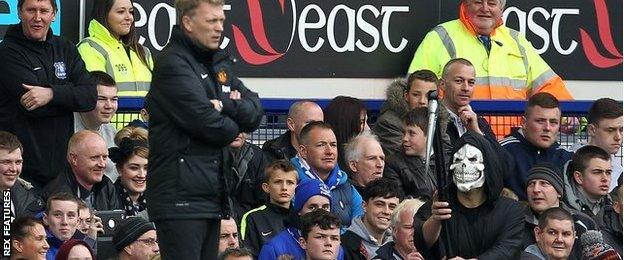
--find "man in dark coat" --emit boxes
[145,0,263,259]
[42,131,121,211]
[262,100,323,162]
[439,59,497,144]
[229,132,268,221]
[522,162,596,260]
[414,131,524,259]
[0,0,97,189]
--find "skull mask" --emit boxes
[450,144,485,192]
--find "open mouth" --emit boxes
[133,179,146,185]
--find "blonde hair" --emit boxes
[114,126,148,146]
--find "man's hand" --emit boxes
[229,90,241,100]
[87,212,104,240]
[422,191,452,248]
[406,251,425,260]
[20,84,53,111]
[457,106,483,135]
[209,99,223,112]
[431,200,452,221]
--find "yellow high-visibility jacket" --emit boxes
[408,19,572,101]
[77,20,153,97]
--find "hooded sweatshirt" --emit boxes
[414,131,525,259]
[341,216,393,259]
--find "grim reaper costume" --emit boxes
[413,132,524,259]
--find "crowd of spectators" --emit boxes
[1,0,622,259]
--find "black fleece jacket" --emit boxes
[0,24,96,188]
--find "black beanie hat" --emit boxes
[112,217,156,252]
[526,162,564,196]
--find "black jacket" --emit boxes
[384,153,436,200]
[41,169,121,211]
[240,203,290,257]
[414,132,524,260]
[601,207,622,256]
[230,141,268,220]
[0,24,96,188]
[7,179,44,218]
[445,111,497,145]
[521,204,597,260]
[262,130,297,162]
[373,241,401,260]
[145,26,263,220]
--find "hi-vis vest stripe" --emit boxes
[433,25,531,92]
[80,38,150,95]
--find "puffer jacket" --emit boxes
[372,78,412,157]
[145,26,263,220]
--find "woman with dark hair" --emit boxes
[78,0,152,97]
[110,137,149,218]
[324,96,370,172]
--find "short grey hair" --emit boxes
[344,131,381,164]
[390,199,426,228]
[441,58,474,80]
[464,0,506,8]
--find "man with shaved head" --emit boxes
[263,101,324,162]
[42,130,121,210]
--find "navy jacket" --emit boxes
[500,130,572,200]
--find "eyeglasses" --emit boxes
[135,238,158,247]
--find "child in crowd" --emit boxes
[240,160,298,257]
[384,108,437,200]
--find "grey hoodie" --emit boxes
[343,216,393,259]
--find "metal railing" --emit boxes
[114,98,594,144]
